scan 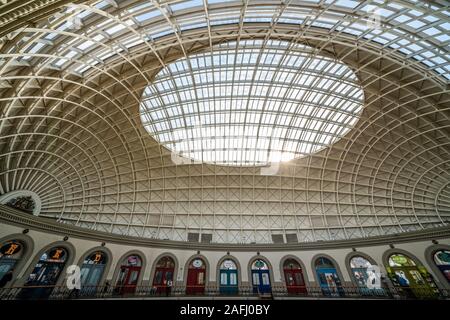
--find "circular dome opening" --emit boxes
[140,40,364,166]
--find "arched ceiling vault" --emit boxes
[0,0,449,243]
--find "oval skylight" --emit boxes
[139,40,364,166]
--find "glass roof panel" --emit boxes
[9,0,448,81]
[139,40,364,166]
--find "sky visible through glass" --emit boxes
[140,40,364,166]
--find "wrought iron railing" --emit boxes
[0,284,448,300]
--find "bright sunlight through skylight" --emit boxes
[139,40,364,166]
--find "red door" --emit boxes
[284,268,307,294]
[186,268,206,295]
[119,266,141,295]
[153,267,174,294]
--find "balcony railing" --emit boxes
[0,284,448,300]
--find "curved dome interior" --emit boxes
[0,0,449,244]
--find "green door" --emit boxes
[219,269,238,295]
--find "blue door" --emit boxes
[252,270,271,294]
[316,268,344,297]
[219,269,238,295]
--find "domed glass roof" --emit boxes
[139,40,364,166]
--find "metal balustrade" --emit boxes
[0,284,448,300]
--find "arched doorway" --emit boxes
[152,256,175,295]
[386,253,438,299]
[115,255,142,295]
[251,259,271,294]
[314,256,344,297]
[433,250,450,283]
[283,258,306,295]
[20,247,68,299]
[219,259,238,295]
[80,251,108,295]
[0,240,24,282]
[186,258,206,295]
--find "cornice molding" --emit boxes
[1,205,449,251]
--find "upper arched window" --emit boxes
[251,259,269,270]
[388,254,416,267]
[220,259,237,270]
[40,247,68,263]
[6,196,35,214]
[283,259,302,270]
[156,256,175,268]
[122,255,142,267]
[83,251,107,265]
[350,256,373,268]
[0,241,23,259]
[315,257,335,268]
[189,258,205,269]
[433,250,450,266]
[0,240,25,280]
